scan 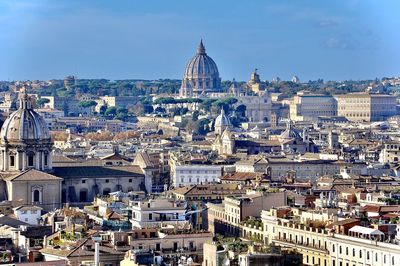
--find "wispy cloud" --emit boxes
[324,37,354,50]
[318,18,339,27]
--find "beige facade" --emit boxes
[380,142,400,164]
[265,157,366,181]
[289,91,337,121]
[111,229,212,255]
[237,94,272,123]
[335,93,397,122]
[206,191,287,236]
[203,242,228,266]
[261,209,330,266]
[5,171,62,211]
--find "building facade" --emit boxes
[290,91,337,121]
[335,93,397,122]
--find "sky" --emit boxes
[0,0,399,82]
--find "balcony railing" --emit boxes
[273,237,328,253]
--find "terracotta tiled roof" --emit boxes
[220,172,258,181]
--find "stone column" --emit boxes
[16,151,20,171]
[4,151,8,171]
[0,150,5,171]
[36,152,40,170]
[22,152,26,171]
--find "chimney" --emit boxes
[94,242,100,266]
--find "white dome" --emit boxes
[0,92,50,143]
[215,108,230,128]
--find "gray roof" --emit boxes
[53,165,144,179]
[0,215,29,228]
[7,169,62,181]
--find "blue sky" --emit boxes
[0,0,399,81]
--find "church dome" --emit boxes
[0,91,50,143]
[180,40,221,97]
[184,41,220,78]
[279,120,301,141]
[215,108,231,128]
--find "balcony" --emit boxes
[273,237,328,254]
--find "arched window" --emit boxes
[33,190,40,202]
[359,250,362,258]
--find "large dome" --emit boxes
[180,40,221,97]
[184,41,220,78]
[0,92,50,143]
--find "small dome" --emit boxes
[279,120,301,141]
[215,108,231,128]
[229,79,241,96]
[0,91,50,142]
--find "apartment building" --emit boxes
[206,191,287,237]
[327,231,400,266]
[130,198,187,229]
[261,207,332,266]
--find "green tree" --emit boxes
[192,110,200,121]
[117,107,128,114]
[105,106,117,117]
[37,98,50,108]
[236,104,246,118]
[79,100,98,108]
[99,105,107,115]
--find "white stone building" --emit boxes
[130,198,187,229]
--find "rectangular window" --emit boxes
[44,155,48,166]
[28,155,34,167]
[149,213,152,220]
[10,156,15,167]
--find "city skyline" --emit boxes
[0,0,399,81]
